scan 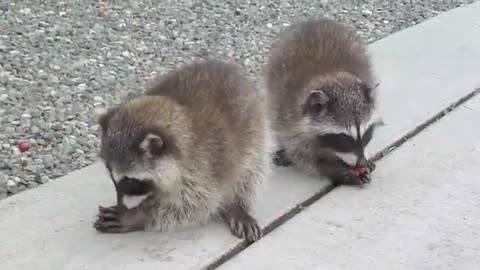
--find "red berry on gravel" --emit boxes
[18,141,30,152]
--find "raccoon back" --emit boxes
[146,59,269,185]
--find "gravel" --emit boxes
[0,0,476,199]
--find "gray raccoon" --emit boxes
[266,17,382,185]
[93,58,274,242]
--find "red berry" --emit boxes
[354,166,367,176]
[18,141,30,152]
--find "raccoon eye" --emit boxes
[319,133,356,153]
[361,124,376,146]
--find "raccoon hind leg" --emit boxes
[221,167,266,243]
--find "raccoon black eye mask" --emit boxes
[317,123,378,178]
[318,123,376,154]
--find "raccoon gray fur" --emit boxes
[93,58,273,242]
[266,17,382,185]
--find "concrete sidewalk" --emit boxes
[1,2,480,270]
[219,92,480,270]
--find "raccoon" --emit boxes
[93,58,273,242]
[266,17,382,185]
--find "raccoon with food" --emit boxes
[93,58,273,242]
[266,17,383,185]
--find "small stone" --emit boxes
[0,94,8,102]
[12,177,21,184]
[28,182,39,188]
[43,155,54,169]
[61,137,73,154]
[0,160,11,170]
[44,132,54,141]
[20,157,31,167]
[31,126,41,133]
[0,172,7,186]
[19,8,31,15]
[40,175,51,184]
[266,23,273,28]
[76,83,87,92]
[6,179,17,193]
[25,165,37,174]
[6,180,15,187]
[362,9,372,16]
[93,96,104,103]
[11,147,21,156]
[21,113,32,127]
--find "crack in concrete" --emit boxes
[205,87,480,270]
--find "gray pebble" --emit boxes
[31,126,41,134]
[6,179,17,194]
[41,175,51,184]
[0,172,7,186]
[0,160,11,170]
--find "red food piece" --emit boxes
[354,166,368,176]
[18,141,30,152]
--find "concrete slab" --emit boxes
[1,2,480,269]
[0,162,325,270]
[366,1,480,155]
[219,94,480,270]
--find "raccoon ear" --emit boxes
[96,107,117,132]
[304,90,330,114]
[139,133,164,157]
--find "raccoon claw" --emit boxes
[95,205,122,232]
[224,206,262,243]
[98,205,118,214]
[367,160,376,173]
[229,216,262,243]
[94,206,145,233]
[94,218,126,233]
[359,173,371,184]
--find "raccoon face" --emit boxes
[302,79,381,167]
[96,105,183,208]
[316,119,381,168]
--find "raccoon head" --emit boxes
[301,72,382,168]
[96,96,189,208]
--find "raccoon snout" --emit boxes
[116,177,155,210]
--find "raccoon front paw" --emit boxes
[273,149,293,167]
[367,160,376,173]
[93,205,145,233]
[224,206,262,243]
